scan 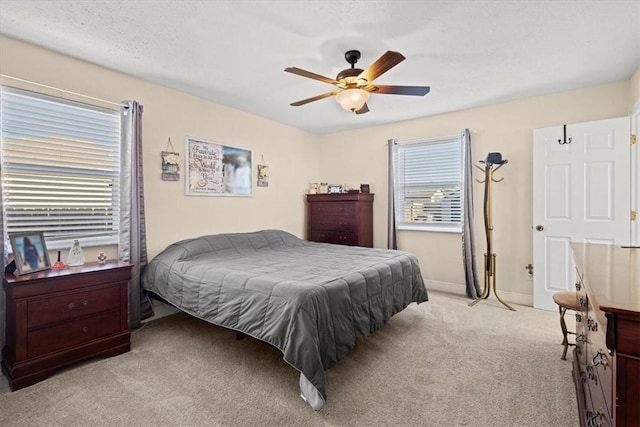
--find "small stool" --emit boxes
[552,291,580,360]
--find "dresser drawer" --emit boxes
[27,310,121,358]
[309,231,357,245]
[310,203,356,216]
[310,216,357,232]
[27,285,121,329]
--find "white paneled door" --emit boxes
[533,117,631,311]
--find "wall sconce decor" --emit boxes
[161,138,180,181]
[257,155,270,187]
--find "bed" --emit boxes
[141,229,428,410]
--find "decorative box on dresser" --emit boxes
[306,193,374,247]
[2,261,132,391]
[571,243,640,427]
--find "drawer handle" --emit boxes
[576,313,582,323]
[586,365,598,385]
[576,333,586,343]
[587,412,603,427]
[68,300,90,310]
[591,351,608,369]
[575,281,582,291]
[579,296,586,308]
[587,318,598,332]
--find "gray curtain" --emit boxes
[462,129,481,298]
[119,101,153,328]
[387,139,398,250]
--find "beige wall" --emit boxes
[0,36,320,261]
[0,36,635,303]
[318,81,631,301]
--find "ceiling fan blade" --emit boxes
[357,51,405,84]
[284,67,340,86]
[369,85,431,96]
[355,103,369,115]
[290,90,340,106]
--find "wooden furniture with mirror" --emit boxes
[306,193,374,247]
[2,261,132,391]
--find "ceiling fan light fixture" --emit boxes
[335,88,370,112]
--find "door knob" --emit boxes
[535,225,544,231]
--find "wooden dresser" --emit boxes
[306,193,374,247]
[571,243,640,427]
[2,261,132,391]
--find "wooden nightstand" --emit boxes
[2,261,132,391]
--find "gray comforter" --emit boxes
[141,229,428,403]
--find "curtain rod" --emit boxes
[0,74,121,107]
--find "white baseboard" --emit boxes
[425,279,533,307]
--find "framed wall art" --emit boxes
[185,136,253,196]
[9,231,52,275]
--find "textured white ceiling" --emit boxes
[0,0,639,135]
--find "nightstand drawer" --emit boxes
[27,310,121,358]
[27,285,121,329]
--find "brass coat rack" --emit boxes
[469,152,515,311]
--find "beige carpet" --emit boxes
[0,291,578,427]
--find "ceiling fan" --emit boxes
[285,50,430,114]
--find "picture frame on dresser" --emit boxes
[8,231,51,275]
[327,184,343,194]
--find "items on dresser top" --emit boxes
[2,261,132,391]
[571,243,639,427]
[306,193,374,247]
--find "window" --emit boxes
[393,134,463,232]
[1,86,121,250]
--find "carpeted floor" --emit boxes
[0,291,578,427]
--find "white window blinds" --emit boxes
[1,86,121,248]
[394,134,463,232]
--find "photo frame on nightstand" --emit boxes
[9,231,51,275]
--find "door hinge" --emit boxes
[632,211,637,221]
[632,134,637,145]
